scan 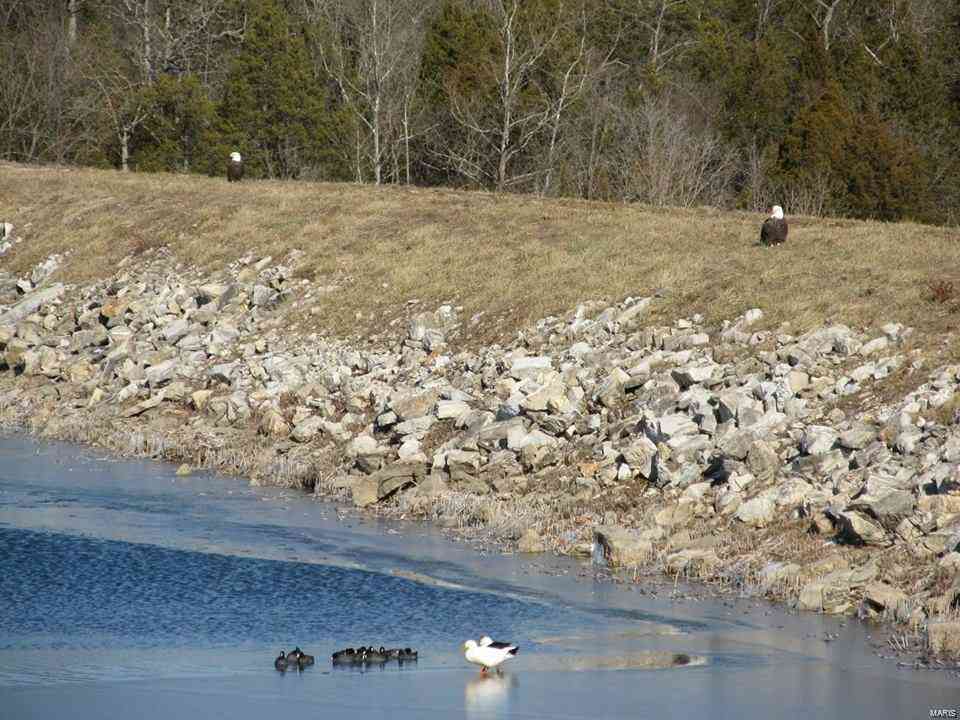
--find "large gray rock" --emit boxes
[801,425,838,456]
[520,382,568,413]
[374,462,426,499]
[446,449,481,484]
[509,356,552,381]
[838,424,878,450]
[207,362,237,384]
[352,477,380,508]
[145,358,178,387]
[291,415,324,442]
[70,326,109,351]
[622,436,658,480]
[747,440,780,483]
[251,284,279,307]
[436,399,471,420]
[833,510,888,546]
[593,525,653,567]
[798,562,877,614]
[735,492,777,527]
[849,490,916,531]
[0,283,64,325]
[163,318,191,344]
[671,361,716,389]
[390,388,440,420]
[517,528,546,553]
[861,582,908,615]
[211,322,240,346]
[615,298,652,327]
[657,413,699,440]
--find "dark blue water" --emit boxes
[0,527,576,652]
[1,434,957,719]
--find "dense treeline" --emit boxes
[2,0,958,223]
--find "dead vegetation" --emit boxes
[1,162,959,356]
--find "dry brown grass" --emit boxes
[2,162,959,353]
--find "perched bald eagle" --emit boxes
[760,205,788,246]
[227,151,244,182]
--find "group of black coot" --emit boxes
[332,646,418,666]
[274,647,315,672]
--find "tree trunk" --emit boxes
[403,96,411,185]
[373,95,382,185]
[355,125,363,183]
[120,128,130,171]
[67,0,80,47]
[142,0,153,82]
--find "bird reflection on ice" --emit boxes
[464,673,517,717]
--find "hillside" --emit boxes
[3,163,960,661]
[1,163,958,363]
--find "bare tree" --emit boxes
[105,0,244,84]
[613,91,738,207]
[305,0,432,185]
[67,0,82,47]
[436,0,567,191]
[79,52,151,171]
[633,0,697,74]
[753,0,789,41]
[804,0,843,51]
[539,14,619,197]
[0,2,92,163]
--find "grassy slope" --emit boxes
[2,162,958,357]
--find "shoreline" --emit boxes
[2,245,960,665]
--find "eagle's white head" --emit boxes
[230,151,242,163]
[771,205,784,220]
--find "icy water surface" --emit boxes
[0,434,956,719]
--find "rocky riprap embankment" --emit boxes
[1,237,959,659]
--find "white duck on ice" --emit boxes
[463,636,519,674]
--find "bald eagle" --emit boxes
[227,151,244,182]
[760,205,788,246]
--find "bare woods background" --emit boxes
[2,0,958,223]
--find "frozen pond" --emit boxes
[0,434,954,719]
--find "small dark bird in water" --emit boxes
[760,205,788,246]
[287,647,303,662]
[397,648,418,661]
[274,651,288,671]
[297,651,315,667]
[363,646,387,663]
[227,151,244,182]
[332,648,357,664]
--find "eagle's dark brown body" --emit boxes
[227,159,243,182]
[760,216,788,245]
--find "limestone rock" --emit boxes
[291,415,324,443]
[801,425,838,456]
[0,283,64,325]
[833,510,888,546]
[593,525,653,567]
[352,477,380,508]
[259,408,290,438]
[664,549,719,575]
[839,424,878,450]
[518,528,546,553]
[390,388,440,420]
[374,462,426,499]
[861,582,908,614]
[735,492,777,528]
